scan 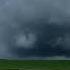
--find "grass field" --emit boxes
[0,60,70,70]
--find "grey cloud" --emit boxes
[0,0,70,59]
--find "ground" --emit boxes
[0,60,70,70]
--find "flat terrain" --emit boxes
[0,60,70,70]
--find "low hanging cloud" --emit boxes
[14,32,37,49]
[0,0,70,59]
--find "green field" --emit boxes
[0,60,70,70]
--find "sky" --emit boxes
[0,0,70,59]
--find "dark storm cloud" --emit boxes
[0,0,70,59]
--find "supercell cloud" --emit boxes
[0,0,70,59]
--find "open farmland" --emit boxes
[0,60,69,70]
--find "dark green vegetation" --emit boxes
[0,60,70,70]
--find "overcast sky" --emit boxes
[0,0,70,59]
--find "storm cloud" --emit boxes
[0,0,70,59]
